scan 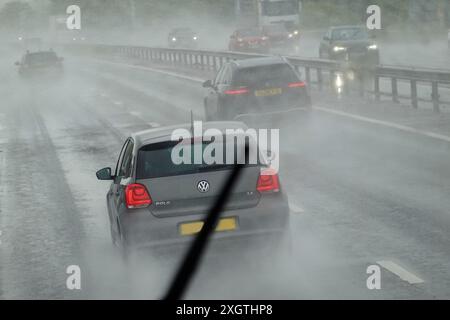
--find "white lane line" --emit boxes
[130,111,141,117]
[377,260,425,285]
[90,58,450,144]
[113,101,123,106]
[149,122,160,127]
[289,202,305,214]
[315,106,450,143]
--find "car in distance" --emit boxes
[96,122,290,255]
[203,56,311,121]
[168,27,199,49]
[229,28,270,53]
[319,25,379,65]
[262,24,296,50]
[15,50,64,77]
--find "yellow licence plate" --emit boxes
[255,88,282,97]
[179,217,237,236]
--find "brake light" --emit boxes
[288,81,306,88]
[257,168,280,193]
[224,87,249,95]
[125,183,152,209]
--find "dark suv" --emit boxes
[203,57,311,121]
[15,50,64,77]
[319,26,379,65]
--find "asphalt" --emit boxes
[1,45,450,299]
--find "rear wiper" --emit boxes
[196,164,233,172]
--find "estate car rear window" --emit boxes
[233,64,299,87]
[26,52,58,64]
[136,139,260,179]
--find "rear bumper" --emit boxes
[120,192,290,251]
[222,93,312,120]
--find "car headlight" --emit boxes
[171,37,177,42]
[193,36,198,40]
[18,36,23,41]
[237,38,243,42]
[368,44,378,50]
[288,33,294,38]
[333,46,346,52]
[293,30,299,35]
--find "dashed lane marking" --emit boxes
[377,260,425,285]
[289,202,305,214]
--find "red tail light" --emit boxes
[288,81,306,88]
[257,168,280,193]
[224,87,249,95]
[125,183,152,209]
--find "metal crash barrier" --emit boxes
[65,43,450,112]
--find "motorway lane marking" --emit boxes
[315,106,450,143]
[90,58,450,144]
[377,260,425,285]
[130,111,141,117]
[149,122,160,127]
[289,202,305,214]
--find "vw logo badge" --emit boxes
[197,180,210,193]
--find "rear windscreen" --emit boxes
[136,139,260,179]
[233,64,299,87]
[26,52,58,65]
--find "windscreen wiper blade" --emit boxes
[163,146,248,300]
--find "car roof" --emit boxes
[236,28,261,33]
[25,50,56,56]
[132,121,249,148]
[230,56,287,69]
[171,27,194,33]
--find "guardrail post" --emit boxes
[317,68,323,91]
[391,78,399,103]
[410,80,418,109]
[374,75,380,101]
[305,67,311,86]
[358,71,365,98]
[212,56,217,72]
[431,81,440,113]
[329,70,335,92]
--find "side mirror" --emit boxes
[202,79,213,88]
[14,61,20,66]
[96,167,113,180]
